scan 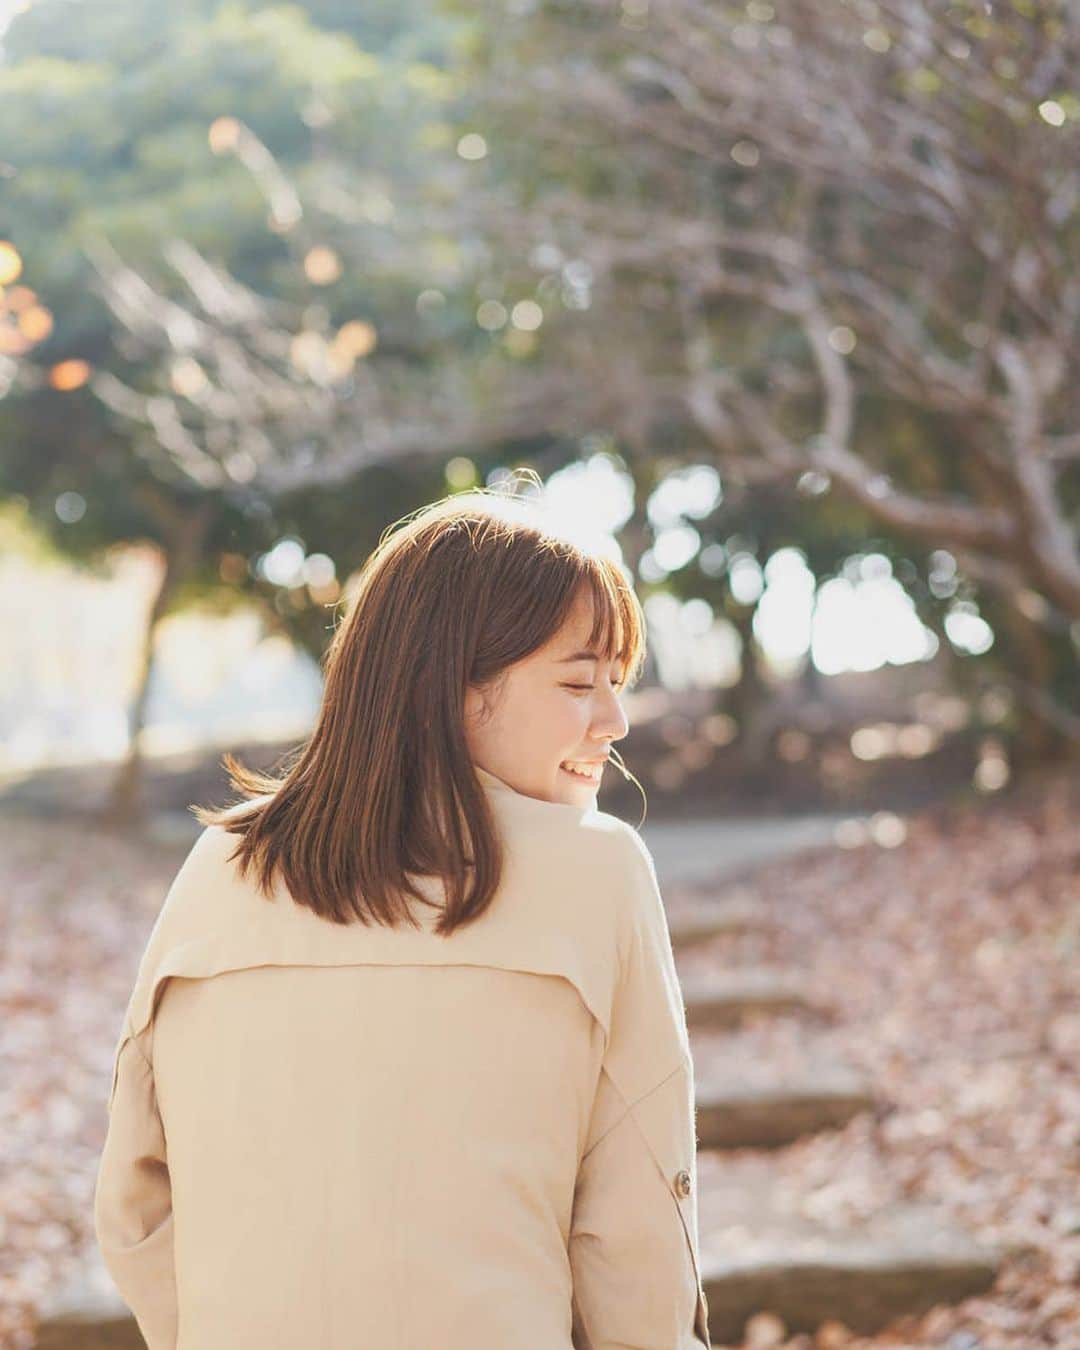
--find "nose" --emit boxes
[591,686,629,745]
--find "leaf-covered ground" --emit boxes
[0,767,1076,1349]
[678,767,1079,1348]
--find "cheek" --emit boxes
[526,686,591,756]
[555,693,590,737]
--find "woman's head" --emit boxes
[464,577,630,807]
[195,471,647,934]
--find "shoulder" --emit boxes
[582,809,658,888]
[586,811,669,960]
[152,814,265,926]
[181,793,276,876]
[590,808,656,871]
[492,795,660,936]
[180,819,247,878]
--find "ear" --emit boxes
[463,673,504,728]
[463,684,489,728]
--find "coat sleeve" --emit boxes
[93,1018,178,1350]
[568,825,711,1350]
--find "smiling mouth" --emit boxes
[560,760,605,783]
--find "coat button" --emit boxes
[674,1168,692,1198]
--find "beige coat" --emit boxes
[94,766,711,1349]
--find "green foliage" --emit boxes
[0,0,464,581]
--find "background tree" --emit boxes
[428,0,1080,745]
[0,0,498,817]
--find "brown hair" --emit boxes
[192,470,647,936]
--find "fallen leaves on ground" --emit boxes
[670,767,1078,1348]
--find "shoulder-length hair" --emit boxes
[192,471,647,936]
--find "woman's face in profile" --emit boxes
[464,591,630,806]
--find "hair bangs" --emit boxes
[580,559,647,688]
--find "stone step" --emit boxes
[667,892,765,951]
[696,1155,1004,1342]
[695,1055,875,1149]
[681,967,816,1030]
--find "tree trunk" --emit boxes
[727,602,773,774]
[100,499,216,828]
[996,605,1076,766]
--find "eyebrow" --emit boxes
[557,649,603,663]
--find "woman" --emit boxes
[94,475,712,1349]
